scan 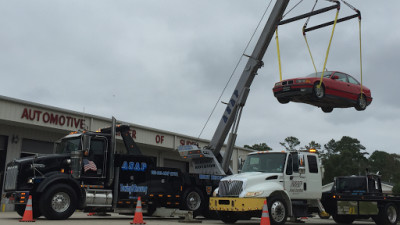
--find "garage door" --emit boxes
[21,138,54,155]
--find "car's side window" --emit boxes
[347,75,360,85]
[334,72,348,83]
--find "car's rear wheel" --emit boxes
[321,106,333,113]
[355,94,367,111]
[313,83,325,99]
[277,98,290,104]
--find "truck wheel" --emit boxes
[39,184,77,220]
[218,211,238,224]
[182,188,205,216]
[373,203,398,225]
[332,214,356,224]
[268,197,287,225]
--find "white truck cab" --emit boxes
[210,150,324,225]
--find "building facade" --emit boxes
[0,95,252,205]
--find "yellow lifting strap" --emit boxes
[358,18,363,99]
[318,8,340,88]
[275,28,283,81]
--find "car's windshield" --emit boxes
[241,153,286,173]
[306,72,332,78]
[55,137,82,154]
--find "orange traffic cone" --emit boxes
[260,199,270,225]
[19,195,35,222]
[130,196,145,224]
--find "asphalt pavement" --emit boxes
[0,212,377,225]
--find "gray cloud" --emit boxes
[0,0,398,155]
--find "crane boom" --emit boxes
[209,0,290,154]
[179,0,290,175]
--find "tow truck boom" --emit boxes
[179,0,290,175]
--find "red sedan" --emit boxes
[272,71,372,113]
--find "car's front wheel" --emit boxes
[313,83,325,99]
[355,94,367,111]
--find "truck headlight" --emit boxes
[245,191,264,197]
[27,178,34,184]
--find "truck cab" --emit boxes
[209,150,323,224]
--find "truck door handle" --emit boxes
[304,182,307,191]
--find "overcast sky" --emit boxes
[1,0,399,156]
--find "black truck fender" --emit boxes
[36,173,81,200]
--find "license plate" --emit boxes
[283,86,290,91]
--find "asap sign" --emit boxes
[20,107,85,129]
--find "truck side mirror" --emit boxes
[238,157,244,173]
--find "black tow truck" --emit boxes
[3,117,222,220]
[321,174,400,225]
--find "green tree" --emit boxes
[321,136,369,184]
[305,141,321,151]
[244,143,272,151]
[280,136,300,151]
[392,183,400,196]
[369,151,400,184]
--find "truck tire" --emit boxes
[218,211,239,224]
[39,184,77,220]
[268,197,288,225]
[373,203,398,225]
[332,214,356,224]
[182,187,205,216]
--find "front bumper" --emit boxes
[4,191,31,205]
[209,197,265,212]
[273,85,313,98]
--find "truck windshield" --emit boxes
[55,138,82,154]
[241,153,286,173]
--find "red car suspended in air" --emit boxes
[272,71,372,113]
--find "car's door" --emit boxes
[330,72,352,98]
[346,74,362,101]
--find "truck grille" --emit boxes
[4,165,19,191]
[218,180,243,197]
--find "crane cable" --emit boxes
[341,0,363,99]
[197,0,274,139]
[358,17,363,99]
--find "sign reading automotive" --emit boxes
[20,107,85,129]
